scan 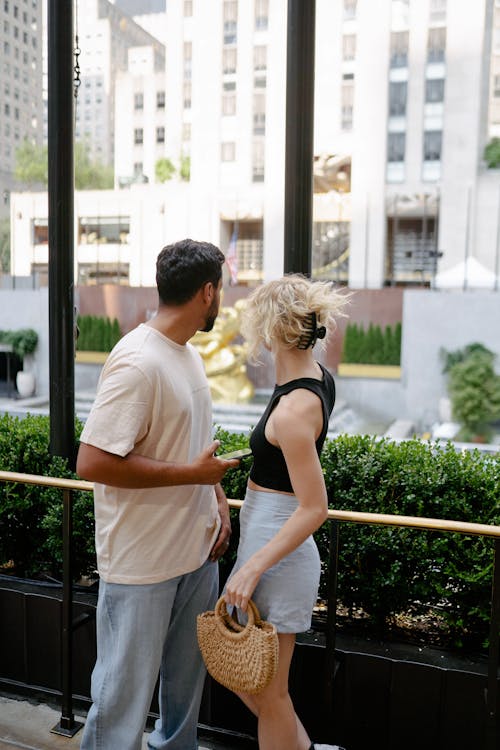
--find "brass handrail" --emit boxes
[0,469,499,748]
[2,470,499,539]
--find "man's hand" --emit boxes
[210,483,232,561]
[192,440,239,485]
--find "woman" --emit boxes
[224,275,348,750]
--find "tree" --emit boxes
[14,140,48,187]
[74,142,114,189]
[155,157,176,183]
[447,349,500,439]
[179,154,191,181]
[14,140,114,189]
[483,138,500,169]
[0,218,10,273]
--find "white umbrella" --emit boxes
[434,256,497,290]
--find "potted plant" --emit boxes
[0,328,39,397]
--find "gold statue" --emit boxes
[192,299,254,404]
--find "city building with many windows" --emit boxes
[9,0,500,290]
[0,0,43,217]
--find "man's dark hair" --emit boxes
[156,238,225,305]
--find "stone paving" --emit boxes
[0,695,244,750]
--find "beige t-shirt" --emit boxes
[80,324,220,584]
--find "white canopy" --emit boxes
[434,256,498,290]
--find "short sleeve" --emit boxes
[80,360,152,457]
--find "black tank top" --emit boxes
[249,362,335,494]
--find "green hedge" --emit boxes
[342,322,401,365]
[0,415,499,651]
[76,315,121,352]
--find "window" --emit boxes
[390,31,409,68]
[387,132,406,162]
[254,45,267,72]
[183,82,191,109]
[253,93,266,135]
[341,83,354,129]
[32,218,48,245]
[425,78,445,103]
[423,130,442,161]
[156,126,165,143]
[343,0,357,19]
[182,123,191,141]
[157,90,165,109]
[342,34,356,61]
[223,1,237,45]
[429,0,446,23]
[134,128,143,145]
[221,141,235,161]
[223,80,236,91]
[134,92,143,110]
[389,81,407,116]
[78,217,130,245]
[494,74,500,98]
[183,41,192,80]
[222,92,236,115]
[252,140,265,182]
[223,47,237,74]
[254,0,268,30]
[133,162,143,176]
[427,27,446,63]
[184,0,192,16]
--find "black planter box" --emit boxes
[0,578,497,750]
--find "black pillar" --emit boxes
[284,0,316,276]
[47,0,75,466]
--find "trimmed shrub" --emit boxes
[76,315,122,352]
[341,322,401,365]
[0,417,499,650]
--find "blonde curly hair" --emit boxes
[240,274,350,362]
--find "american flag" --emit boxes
[226,225,238,286]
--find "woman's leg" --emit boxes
[238,633,311,750]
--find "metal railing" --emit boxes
[0,470,499,747]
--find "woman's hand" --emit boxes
[224,561,262,612]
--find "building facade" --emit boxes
[8,0,500,289]
[0,0,43,218]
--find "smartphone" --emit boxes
[218,448,253,460]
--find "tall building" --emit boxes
[0,0,43,217]
[158,0,498,287]
[10,0,499,290]
[73,0,164,166]
[488,0,500,138]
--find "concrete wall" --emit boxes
[0,288,49,397]
[402,289,500,426]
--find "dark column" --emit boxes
[47,0,75,466]
[284,0,316,276]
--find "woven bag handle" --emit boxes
[214,596,262,640]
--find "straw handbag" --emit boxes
[197,596,279,694]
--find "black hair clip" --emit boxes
[297,312,327,350]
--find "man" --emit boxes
[77,239,239,750]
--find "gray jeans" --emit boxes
[80,559,218,750]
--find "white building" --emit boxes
[0,0,43,217]
[72,0,165,166]
[113,0,499,287]
[9,0,500,289]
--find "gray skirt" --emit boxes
[225,487,321,633]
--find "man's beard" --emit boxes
[200,297,219,332]
[201,313,217,333]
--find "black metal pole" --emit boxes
[48,0,76,468]
[485,538,500,750]
[284,0,316,276]
[325,521,340,739]
[51,489,83,737]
